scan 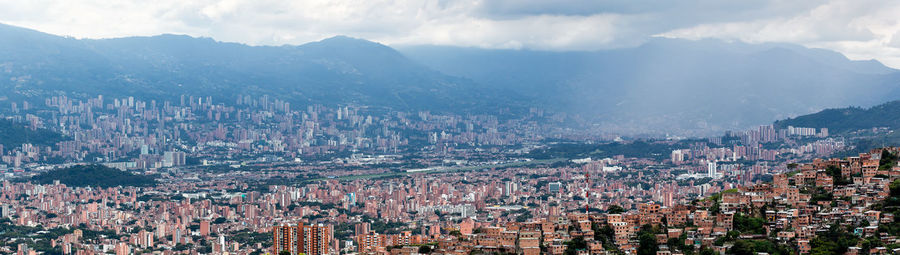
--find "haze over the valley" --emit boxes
[2,22,899,135]
[5,2,900,255]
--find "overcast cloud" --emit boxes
[2,0,900,67]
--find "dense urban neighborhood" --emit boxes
[0,93,891,255]
[4,3,900,254]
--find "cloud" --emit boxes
[657,0,900,67]
[0,0,899,67]
[382,13,634,50]
[659,1,880,43]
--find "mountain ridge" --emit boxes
[399,39,900,134]
[774,100,900,133]
[0,23,506,113]
[2,23,900,135]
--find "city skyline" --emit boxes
[4,1,900,254]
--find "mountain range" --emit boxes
[2,23,900,135]
[774,100,900,156]
[400,40,900,135]
[776,100,900,133]
[0,23,507,113]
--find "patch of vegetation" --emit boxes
[0,219,73,254]
[825,165,852,185]
[0,119,65,148]
[606,205,625,214]
[592,222,619,252]
[527,140,694,161]
[230,231,272,247]
[564,237,587,255]
[809,187,834,204]
[875,180,900,235]
[809,225,859,255]
[775,100,900,133]
[29,164,158,188]
[880,149,898,170]
[636,225,659,255]
[732,213,766,235]
[361,215,407,234]
[728,239,793,255]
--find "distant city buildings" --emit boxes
[0,93,862,254]
[548,182,562,193]
[273,223,332,255]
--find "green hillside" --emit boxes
[0,119,65,148]
[30,165,157,188]
[775,100,900,133]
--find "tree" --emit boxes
[593,223,617,251]
[607,205,625,214]
[733,213,766,234]
[418,245,432,254]
[279,251,291,255]
[726,239,792,255]
[825,165,851,185]
[859,236,884,253]
[809,225,859,255]
[891,179,900,198]
[709,201,721,214]
[564,237,588,255]
[728,240,755,255]
[667,232,693,254]
[880,149,898,170]
[637,225,659,255]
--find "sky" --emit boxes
[2,0,900,68]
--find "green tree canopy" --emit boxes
[607,205,625,214]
